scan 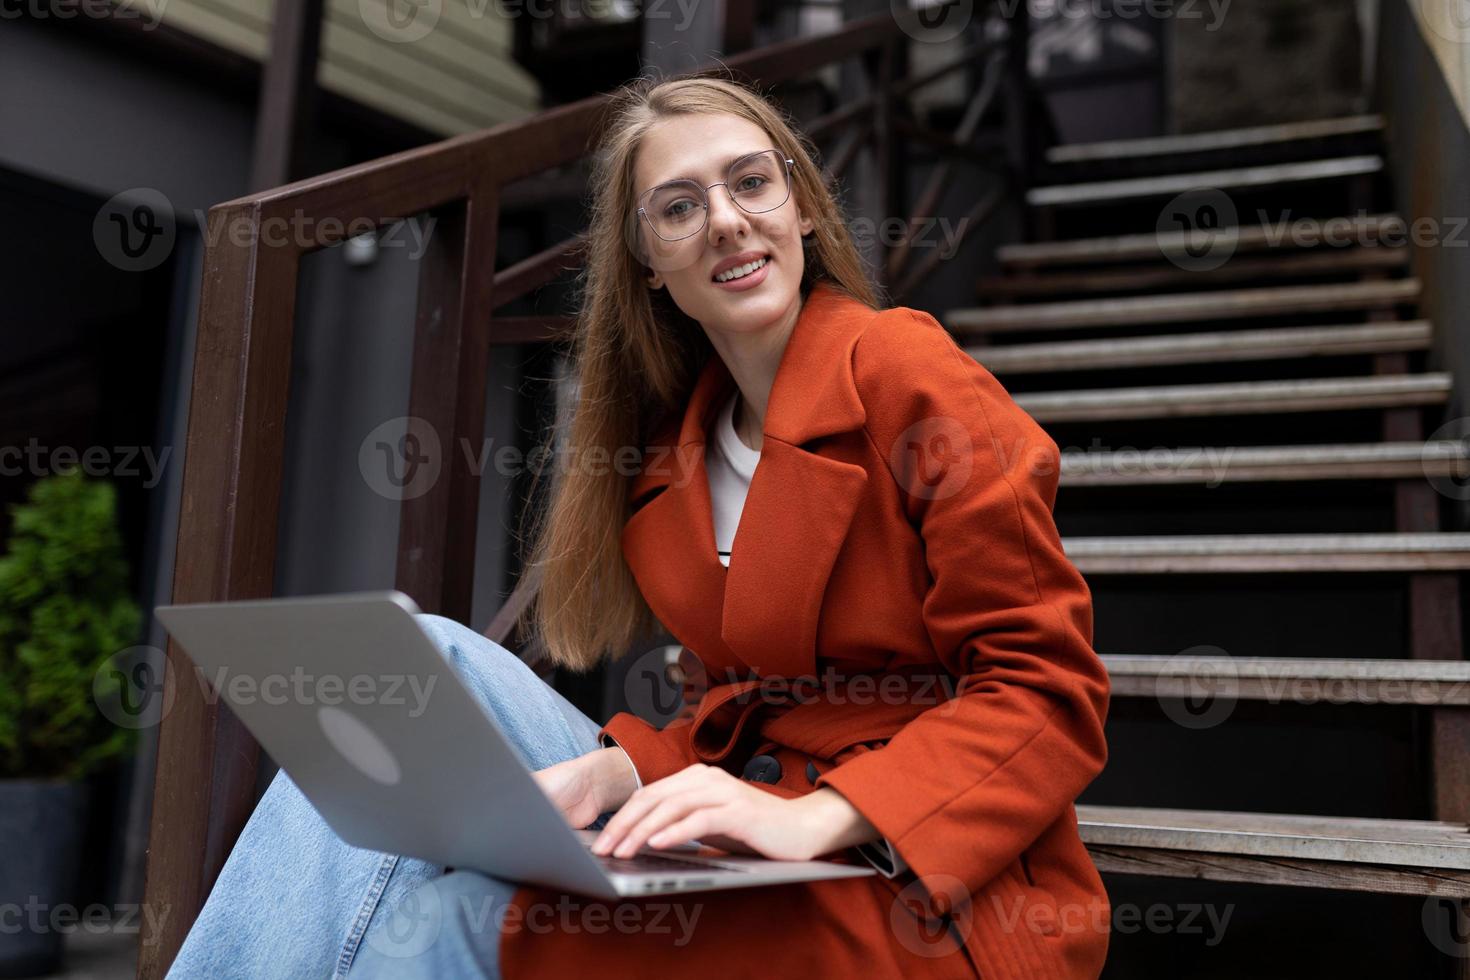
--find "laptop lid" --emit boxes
[154,591,619,898]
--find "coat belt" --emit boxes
[683,664,960,765]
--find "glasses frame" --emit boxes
[635,149,796,243]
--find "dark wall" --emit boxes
[1376,0,1470,530]
[1170,0,1368,131]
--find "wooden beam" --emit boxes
[250,0,325,190]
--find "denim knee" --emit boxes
[412,613,524,678]
[351,870,512,979]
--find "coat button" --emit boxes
[805,761,819,784]
[742,754,782,784]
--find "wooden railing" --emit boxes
[138,3,1045,973]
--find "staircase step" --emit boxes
[998,214,1405,269]
[980,247,1409,299]
[1047,115,1385,165]
[1060,440,1470,486]
[1016,373,1450,423]
[1103,654,1470,704]
[1061,532,1470,573]
[1028,156,1383,209]
[949,280,1421,335]
[969,321,1431,374]
[1079,805,1470,897]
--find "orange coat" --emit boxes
[499,280,1112,979]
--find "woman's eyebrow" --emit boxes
[656,150,766,186]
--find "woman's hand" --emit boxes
[532,747,640,829]
[589,763,880,862]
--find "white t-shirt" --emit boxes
[706,386,762,567]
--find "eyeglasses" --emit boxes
[636,149,795,243]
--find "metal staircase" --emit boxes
[956,113,1470,965]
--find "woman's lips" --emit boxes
[711,256,771,292]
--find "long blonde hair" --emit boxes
[516,73,883,672]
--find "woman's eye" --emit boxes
[735,175,766,192]
[664,199,697,218]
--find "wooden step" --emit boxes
[969,321,1431,374]
[949,280,1421,335]
[979,247,1409,299]
[1060,440,1470,486]
[1028,156,1383,208]
[1079,805,1470,897]
[1016,373,1450,423]
[1061,532,1470,573]
[1103,654,1470,704]
[998,214,1405,269]
[1047,115,1385,165]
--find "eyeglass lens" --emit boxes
[643,150,789,241]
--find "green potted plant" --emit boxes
[0,468,142,977]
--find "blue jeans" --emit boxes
[166,614,614,980]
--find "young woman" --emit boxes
[166,76,1112,980]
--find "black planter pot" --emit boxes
[0,780,90,978]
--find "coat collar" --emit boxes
[621,280,881,681]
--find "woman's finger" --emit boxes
[591,764,713,853]
[610,788,730,858]
[646,807,725,850]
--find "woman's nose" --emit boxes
[705,185,751,243]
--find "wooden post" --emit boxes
[136,215,302,979]
[395,188,501,619]
[1370,267,1470,823]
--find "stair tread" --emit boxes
[1059,439,1470,485]
[950,280,1421,333]
[1028,155,1383,208]
[998,214,1405,268]
[981,248,1410,299]
[1078,804,1470,869]
[1014,372,1451,422]
[1061,531,1470,572]
[1063,531,1470,554]
[1046,115,1386,165]
[1104,654,1470,705]
[1104,653,1470,683]
[1065,440,1466,466]
[968,321,1432,373]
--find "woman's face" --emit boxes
[632,113,816,336]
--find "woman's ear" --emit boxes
[646,268,664,290]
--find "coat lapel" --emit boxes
[621,281,878,681]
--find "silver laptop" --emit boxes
[154,591,874,898]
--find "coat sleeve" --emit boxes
[813,306,1110,903]
[597,646,709,785]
